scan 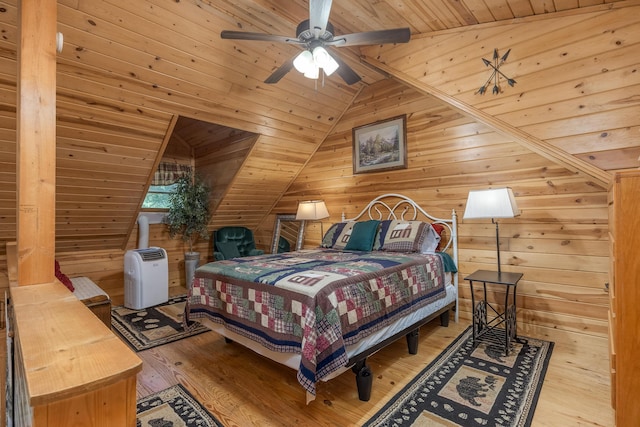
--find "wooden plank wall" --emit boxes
[363,2,640,174]
[0,1,633,333]
[276,79,610,339]
[192,131,258,213]
[0,1,171,256]
[0,0,360,258]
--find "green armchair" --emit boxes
[277,236,291,253]
[213,226,265,260]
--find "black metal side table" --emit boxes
[464,269,523,355]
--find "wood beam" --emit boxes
[16,0,58,285]
[364,60,612,188]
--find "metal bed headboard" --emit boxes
[341,193,459,322]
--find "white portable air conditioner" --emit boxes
[124,247,169,310]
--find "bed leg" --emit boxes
[352,359,372,401]
[406,329,419,355]
[224,337,233,344]
[440,309,450,327]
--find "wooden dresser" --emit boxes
[608,170,640,426]
[8,282,142,426]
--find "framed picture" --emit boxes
[352,115,407,174]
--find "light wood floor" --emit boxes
[0,293,612,427]
[133,291,615,427]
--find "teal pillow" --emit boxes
[217,241,241,259]
[345,220,380,251]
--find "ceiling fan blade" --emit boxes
[221,30,303,45]
[264,55,296,84]
[329,52,361,85]
[327,28,411,47]
[309,0,333,39]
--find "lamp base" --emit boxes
[494,218,502,274]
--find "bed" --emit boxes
[185,194,459,403]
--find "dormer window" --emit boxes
[142,162,192,209]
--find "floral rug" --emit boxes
[137,384,224,427]
[112,294,210,351]
[364,326,554,427]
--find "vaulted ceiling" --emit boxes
[0,0,637,254]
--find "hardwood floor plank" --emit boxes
[1,287,611,426]
[130,295,614,426]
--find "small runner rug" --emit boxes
[112,294,210,351]
[364,326,554,427]
[137,384,224,427]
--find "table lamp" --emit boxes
[463,188,520,274]
[295,200,330,244]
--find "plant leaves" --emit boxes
[164,171,211,252]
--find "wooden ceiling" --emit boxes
[191,0,626,87]
[0,0,635,254]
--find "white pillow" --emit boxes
[420,224,442,253]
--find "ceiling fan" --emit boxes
[220,0,411,85]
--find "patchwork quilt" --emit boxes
[185,249,448,398]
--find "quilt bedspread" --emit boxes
[185,249,446,397]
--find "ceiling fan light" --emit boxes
[312,46,331,67]
[304,64,319,79]
[322,54,339,76]
[293,50,313,73]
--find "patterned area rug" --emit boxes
[112,294,210,351]
[364,326,554,427]
[137,384,224,427]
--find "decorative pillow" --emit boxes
[344,220,381,251]
[371,221,389,251]
[332,222,358,250]
[420,224,442,253]
[54,260,75,292]
[216,241,241,259]
[431,223,446,251]
[321,222,350,248]
[374,220,393,250]
[379,220,431,253]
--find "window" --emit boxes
[142,161,193,209]
[142,184,177,209]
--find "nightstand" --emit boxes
[464,269,523,355]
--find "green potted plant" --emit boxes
[163,171,211,286]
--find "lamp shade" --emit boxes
[303,64,319,79]
[312,47,339,76]
[295,200,330,221]
[293,50,313,73]
[463,188,520,219]
[292,48,340,80]
[312,46,331,67]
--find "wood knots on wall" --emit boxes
[477,48,516,95]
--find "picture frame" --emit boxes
[352,115,407,174]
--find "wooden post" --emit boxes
[16,0,57,286]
